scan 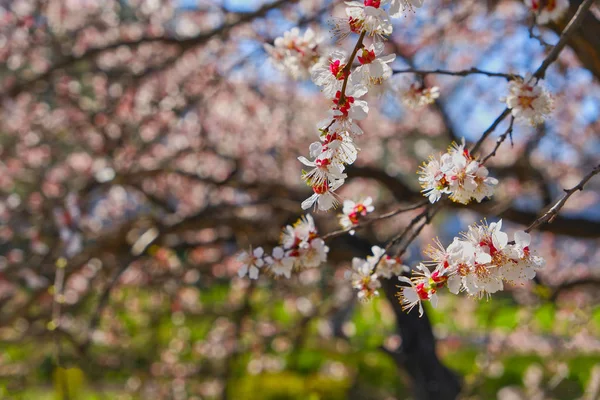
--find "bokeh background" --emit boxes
[0,0,599,399]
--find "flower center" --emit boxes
[329,60,349,80]
[358,48,376,65]
[348,17,364,34]
[364,0,381,8]
[313,181,329,195]
[518,95,536,109]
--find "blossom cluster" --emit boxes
[347,245,409,300]
[400,82,440,109]
[525,0,569,24]
[338,197,375,234]
[297,1,424,211]
[418,139,498,204]
[398,220,545,316]
[504,76,554,126]
[238,215,329,280]
[264,28,323,80]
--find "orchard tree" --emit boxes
[0,0,599,399]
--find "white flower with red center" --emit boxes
[298,152,347,188]
[500,231,545,283]
[418,139,498,204]
[388,0,424,17]
[345,1,393,41]
[354,43,395,94]
[456,241,504,298]
[299,238,329,268]
[504,76,553,126]
[264,27,322,79]
[401,220,547,316]
[311,50,350,99]
[347,256,381,300]
[301,179,344,211]
[525,0,569,24]
[266,247,295,278]
[325,84,369,137]
[238,246,265,279]
[397,264,446,316]
[281,214,317,251]
[316,131,359,165]
[366,245,409,279]
[338,197,375,234]
[332,85,369,121]
[400,82,440,109]
[418,157,450,203]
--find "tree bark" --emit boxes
[337,235,462,400]
[380,278,462,400]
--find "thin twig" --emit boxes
[525,164,600,233]
[395,205,442,259]
[392,67,519,80]
[480,116,515,164]
[470,108,511,155]
[471,0,593,156]
[321,200,428,240]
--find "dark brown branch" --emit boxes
[393,67,519,80]
[481,116,515,164]
[532,0,597,80]
[470,108,511,155]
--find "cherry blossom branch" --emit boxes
[470,108,511,155]
[532,0,596,80]
[368,202,441,273]
[321,200,429,240]
[471,0,593,156]
[480,116,515,164]
[392,67,520,80]
[525,163,600,233]
[338,31,367,104]
[394,204,442,259]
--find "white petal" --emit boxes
[430,293,439,308]
[298,156,316,167]
[249,266,259,280]
[272,247,284,259]
[301,194,318,210]
[514,231,531,247]
[447,275,461,294]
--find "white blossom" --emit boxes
[347,256,381,300]
[338,197,375,234]
[400,82,440,109]
[504,76,553,126]
[344,1,393,41]
[264,27,322,79]
[418,139,498,204]
[238,246,265,279]
[525,0,569,24]
[265,247,295,278]
[301,179,344,211]
[400,220,546,314]
[388,0,424,18]
[311,50,350,99]
[354,42,395,94]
